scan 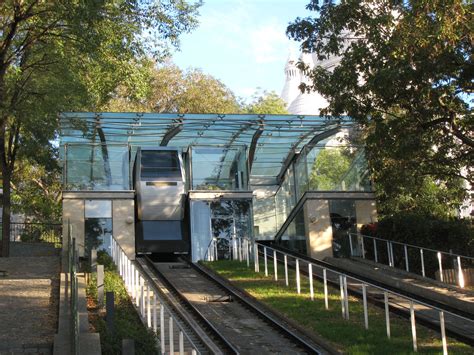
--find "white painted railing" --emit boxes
[250,242,474,354]
[206,236,251,267]
[110,237,200,355]
[347,233,474,288]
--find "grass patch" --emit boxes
[87,251,158,355]
[204,260,472,354]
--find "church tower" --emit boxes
[280,50,301,108]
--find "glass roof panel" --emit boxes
[60,112,353,182]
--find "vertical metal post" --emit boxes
[169,317,174,355]
[254,243,259,272]
[373,238,378,263]
[296,258,301,294]
[362,284,368,329]
[386,241,391,266]
[284,254,289,287]
[457,256,464,288]
[179,331,184,355]
[343,275,349,319]
[348,234,354,257]
[152,294,157,332]
[410,301,417,352]
[246,240,250,268]
[140,284,145,317]
[389,242,394,268]
[361,236,365,259]
[339,275,346,319]
[440,311,448,355]
[309,264,314,301]
[264,247,268,277]
[384,292,391,339]
[420,249,426,277]
[323,268,328,310]
[146,284,151,328]
[438,252,444,282]
[404,245,410,272]
[273,250,278,281]
[160,306,165,354]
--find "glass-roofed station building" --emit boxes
[60,112,376,262]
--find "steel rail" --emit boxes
[189,261,327,354]
[141,256,240,355]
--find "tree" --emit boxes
[107,63,241,113]
[287,0,473,216]
[309,148,351,190]
[244,90,288,114]
[0,0,200,256]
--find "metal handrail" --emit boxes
[110,236,201,354]
[250,241,474,353]
[347,232,473,288]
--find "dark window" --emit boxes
[141,151,181,179]
[142,221,182,240]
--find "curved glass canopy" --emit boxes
[60,112,354,185]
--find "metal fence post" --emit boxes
[309,264,314,301]
[343,275,349,320]
[160,307,165,354]
[373,238,378,263]
[339,275,346,319]
[457,256,464,288]
[273,250,278,281]
[386,241,391,266]
[361,235,365,259]
[146,284,151,328]
[264,247,268,277]
[410,301,417,352]
[169,317,174,355]
[254,243,259,273]
[437,252,444,282]
[420,249,426,277]
[97,265,104,307]
[284,254,289,287]
[179,331,184,355]
[323,268,328,310]
[362,284,368,329]
[153,294,157,332]
[348,234,354,257]
[384,292,391,339]
[440,311,448,355]
[389,242,394,268]
[404,245,410,272]
[296,258,301,294]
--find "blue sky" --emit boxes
[172,0,313,101]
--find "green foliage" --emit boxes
[107,63,241,114]
[0,1,201,255]
[309,149,351,190]
[244,90,289,114]
[287,0,473,216]
[88,251,158,354]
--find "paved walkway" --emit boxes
[0,250,60,355]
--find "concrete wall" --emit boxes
[304,199,334,260]
[62,191,135,260]
[355,200,378,230]
[112,199,135,260]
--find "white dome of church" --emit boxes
[281,49,343,115]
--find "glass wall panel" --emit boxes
[329,199,357,257]
[277,207,307,255]
[252,194,277,239]
[65,144,129,191]
[190,146,248,190]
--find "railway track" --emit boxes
[258,242,474,346]
[140,255,333,354]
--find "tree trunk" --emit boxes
[1,170,11,257]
